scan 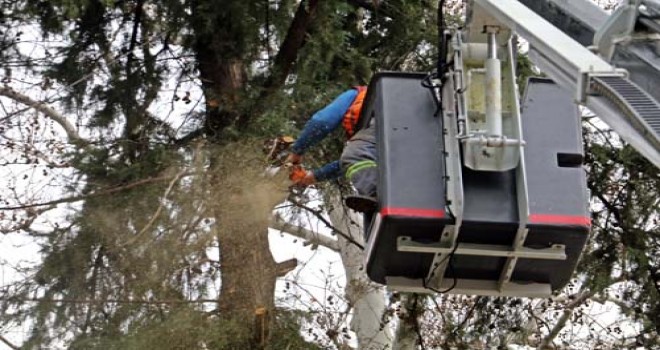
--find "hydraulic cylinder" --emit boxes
[485,32,502,137]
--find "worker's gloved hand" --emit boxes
[285,153,303,166]
[297,171,316,186]
[290,166,316,187]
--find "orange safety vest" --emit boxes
[341,86,368,138]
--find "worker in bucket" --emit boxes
[286,86,378,214]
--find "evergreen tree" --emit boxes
[0,0,441,348]
[1,0,658,349]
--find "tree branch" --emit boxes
[0,296,218,305]
[538,290,595,349]
[0,174,183,210]
[125,0,145,75]
[591,296,633,314]
[276,258,298,277]
[650,266,660,299]
[123,168,187,246]
[248,0,391,126]
[0,335,19,350]
[593,190,623,226]
[81,246,105,335]
[346,0,376,11]
[0,86,87,145]
[270,213,340,252]
[253,0,321,115]
[290,199,365,250]
[0,205,56,234]
[270,0,320,87]
[346,0,395,18]
[455,296,481,332]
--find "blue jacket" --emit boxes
[291,89,359,181]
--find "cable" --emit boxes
[420,0,450,117]
[421,71,442,116]
[422,242,459,294]
[437,0,448,77]
[437,0,452,85]
[421,0,460,295]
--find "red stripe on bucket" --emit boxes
[381,207,445,218]
[529,214,591,227]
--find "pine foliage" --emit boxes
[0,0,658,349]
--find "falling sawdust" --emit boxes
[202,140,293,310]
[78,140,291,251]
[204,140,292,233]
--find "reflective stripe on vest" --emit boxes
[341,86,367,138]
[345,160,377,180]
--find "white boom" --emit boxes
[471,0,660,169]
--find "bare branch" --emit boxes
[270,213,340,252]
[288,199,364,250]
[538,289,600,349]
[123,168,187,246]
[276,258,298,277]
[0,334,19,350]
[0,296,218,305]
[0,86,87,145]
[591,296,633,314]
[0,174,185,210]
[0,205,56,234]
[455,296,481,332]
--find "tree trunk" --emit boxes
[392,295,422,350]
[327,195,393,349]
[188,2,275,342]
[188,0,320,344]
[216,220,279,347]
[190,1,249,139]
[209,155,298,348]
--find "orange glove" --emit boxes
[298,171,316,186]
[289,165,316,186]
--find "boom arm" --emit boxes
[467,0,660,168]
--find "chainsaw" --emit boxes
[263,136,307,183]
